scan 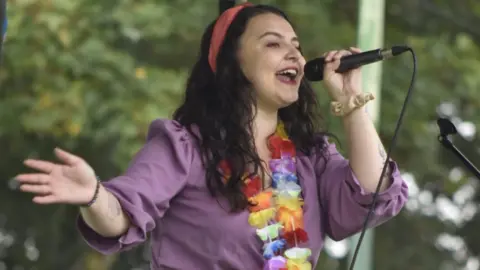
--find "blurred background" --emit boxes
[2,0,480,269]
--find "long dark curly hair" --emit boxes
[173,4,330,212]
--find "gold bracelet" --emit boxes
[330,92,375,117]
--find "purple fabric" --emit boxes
[77,119,409,269]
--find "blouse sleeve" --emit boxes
[313,140,409,241]
[77,119,193,254]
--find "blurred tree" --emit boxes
[2,0,480,269]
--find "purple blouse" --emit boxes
[77,119,408,269]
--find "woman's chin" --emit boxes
[277,94,299,108]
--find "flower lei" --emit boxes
[220,123,312,270]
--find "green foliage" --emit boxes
[2,0,480,269]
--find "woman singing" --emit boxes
[16,3,408,269]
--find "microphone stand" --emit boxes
[437,118,480,181]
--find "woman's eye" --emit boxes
[266,42,280,48]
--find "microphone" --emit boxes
[304,45,410,81]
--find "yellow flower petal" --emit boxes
[248,208,276,228]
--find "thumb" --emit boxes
[54,148,83,166]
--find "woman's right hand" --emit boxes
[16,148,98,205]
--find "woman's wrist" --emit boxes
[341,110,366,132]
[330,92,374,117]
[80,176,101,208]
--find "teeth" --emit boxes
[278,68,298,77]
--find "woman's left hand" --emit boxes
[322,47,363,102]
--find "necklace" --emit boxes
[220,122,312,269]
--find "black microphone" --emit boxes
[304,45,410,81]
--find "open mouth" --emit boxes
[276,68,299,84]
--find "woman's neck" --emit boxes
[252,108,278,188]
[253,108,278,144]
[253,108,278,157]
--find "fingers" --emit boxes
[32,195,58,204]
[349,46,362,54]
[324,50,338,62]
[15,173,50,185]
[19,184,51,195]
[23,148,80,173]
[323,47,362,61]
[324,49,352,73]
[16,173,52,198]
[323,47,362,75]
[17,174,53,198]
[23,159,55,174]
[54,148,82,166]
[16,174,60,204]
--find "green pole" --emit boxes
[347,0,385,269]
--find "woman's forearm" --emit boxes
[80,185,131,237]
[342,109,392,193]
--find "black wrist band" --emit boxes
[81,177,101,208]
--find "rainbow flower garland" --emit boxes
[220,123,312,270]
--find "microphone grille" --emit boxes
[304,58,325,81]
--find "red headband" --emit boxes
[208,2,253,72]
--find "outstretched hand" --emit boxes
[16,148,98,205]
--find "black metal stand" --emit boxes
[437,118,480,180]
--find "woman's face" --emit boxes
[237,13,305,112]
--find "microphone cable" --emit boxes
[0,1,415,267]
[348,46,417,270]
